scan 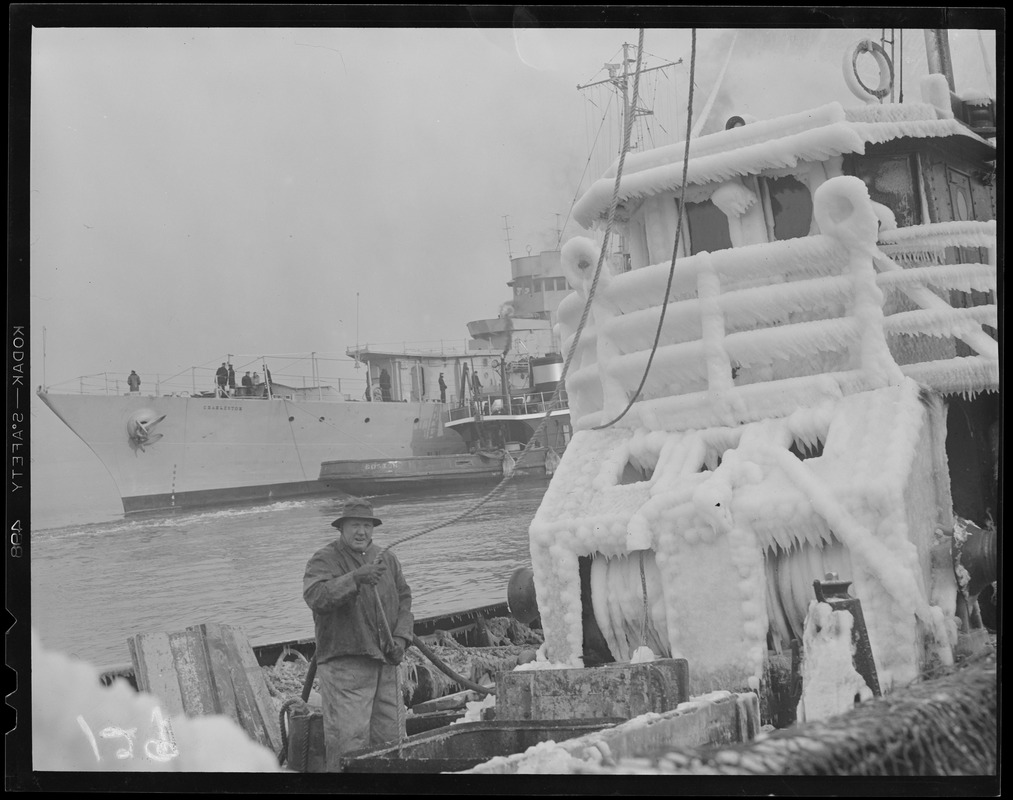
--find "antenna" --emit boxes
[502,215,514,259]
[354,292,361,368]
[578,44,683,174]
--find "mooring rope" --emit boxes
[354,28,672,696]
[638,551,650,649]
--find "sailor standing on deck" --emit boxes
[127,370,141,393]
[303,498,413,771]
[215,363,229,397]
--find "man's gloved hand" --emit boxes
[352,561,387,587]
[386,637,409,665]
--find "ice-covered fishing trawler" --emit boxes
[498,38,998,764]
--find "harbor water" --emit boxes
[29,478,548,669]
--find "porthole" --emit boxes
[288,416,295,422]
[364,417,370,423]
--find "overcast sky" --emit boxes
[21,17,997,520]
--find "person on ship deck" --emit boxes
[215,363,229,397]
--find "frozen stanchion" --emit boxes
[813,573,882,698]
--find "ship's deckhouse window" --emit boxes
[762,175,814,241]
[846,154,922,227]
[683,199,733,255]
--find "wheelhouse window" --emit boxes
[763,175,814,241]
[684,199,733,255]
[847,154,922,227]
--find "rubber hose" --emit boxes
[301,655,317,702]
[277,697,303,766]
[410,634,496,696]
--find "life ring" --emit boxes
[844,39,894,103]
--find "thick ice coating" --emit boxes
[531,155,996,694]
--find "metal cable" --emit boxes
[591,28,697,432]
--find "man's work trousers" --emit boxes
[317,655,401,772]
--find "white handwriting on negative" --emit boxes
[77,706,179,763]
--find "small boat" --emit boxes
[319,452,509,494]
[98,600,518,691]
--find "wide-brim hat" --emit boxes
[331,498,382,528]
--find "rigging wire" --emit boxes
[589,29,696,432]
[558,90,617,251]
[376,32,653,556]
[376,29,690,558]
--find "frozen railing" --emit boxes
[557,177,997,432]
[40,353,369,400]
[445,388,569,423]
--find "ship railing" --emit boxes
[38,351,386,399]
[445,388,569,422]
[40,368,366,401]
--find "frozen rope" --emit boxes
[374,31,651,557]
[592,28,697,431]
[557,89,618,251]
[558,28,647,429]
[638,550,650,648]
[368,30,662,611]
[370,584,408,740]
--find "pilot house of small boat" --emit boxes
[529,73,997,702]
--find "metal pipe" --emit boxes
[813,574,881,697]
[954,521,997,599]
[924,29,955,91]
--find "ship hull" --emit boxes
[318,448,557,494]
[319,454,504,494]
[39,392,466,514]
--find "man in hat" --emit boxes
[215,362,229,397]
[303,498,413,771]
[438,372,447,403]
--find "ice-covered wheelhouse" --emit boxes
[529,47,997,713]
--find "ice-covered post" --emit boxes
[696,252,734,394]
[813,176,904,388]
[560,236,627,422]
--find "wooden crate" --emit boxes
[128,622,282,754]
[495,659,689,721]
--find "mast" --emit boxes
[577,45,682,149]
[924,29,956,92]
[577,43,682,272]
